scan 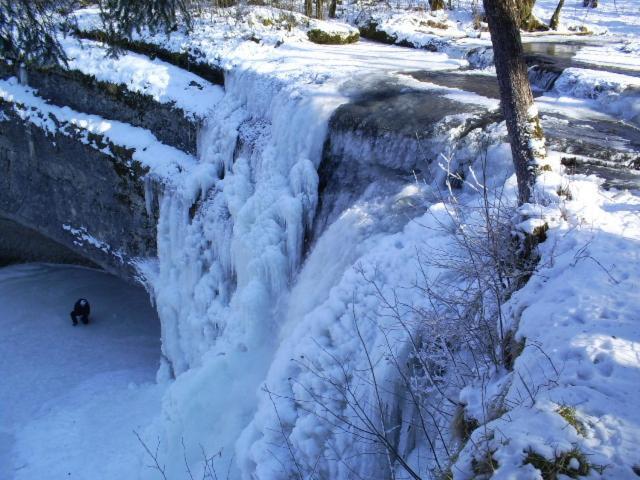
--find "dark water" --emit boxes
[523,40,640,78]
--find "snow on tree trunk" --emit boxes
[549,0,565,30]
[483,0,546,205]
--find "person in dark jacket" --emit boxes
[70,298,91,326]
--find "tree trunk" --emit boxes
[315,0,324,19]
[429,0,445,10]
[517,0,548,31]
[483,0,546,205]
[549,0,565,30]
[304,0,313,17]
[517,0,535,23]
[328,0,337,18]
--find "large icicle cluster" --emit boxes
[139,60,348,479]
[149,67,342,374]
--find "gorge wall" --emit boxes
[0,62,202,279]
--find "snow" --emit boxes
[0,18,469,478]
[572,43,640,72]
[455,179,640,479]
[61,37,224,119]
[238,188,470,478]
[308,18,360,38]
[59,9,468,478]
[349,5,473,50]
[123,16,640,472]
[63,224,126,263]
[552,67,640,124]
[0,264,164,480]
[140,46,350,480]
[534,0,640,37]
[72,6,467,76]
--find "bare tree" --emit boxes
[429,0,446,10]
[483,0,546,205]
[315,0,323,19]
[549,0,565,30]
[328,0,337,18]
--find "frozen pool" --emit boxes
[0,263,164,480]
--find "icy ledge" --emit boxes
[0,77,196,178]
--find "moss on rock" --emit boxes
[307,28,359,45]
[358,21,398,45]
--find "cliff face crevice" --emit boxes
[0,216,100,268]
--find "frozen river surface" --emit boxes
[0,263,163,480]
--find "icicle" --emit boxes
[17,64,28,86]
[144,175,154,218]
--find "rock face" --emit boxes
[0,101,158,280]
[307,22,360,45]
[0,63,200,155]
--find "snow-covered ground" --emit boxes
[61,37,224,120]
[534,0,640,37]
[450,162,640,478]
[0,264,163,480]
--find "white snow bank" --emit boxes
[73,6,466,75]
[573,43,640,72]
[349,6,475,50]
[62,37,224,119]
[534,0,640,37]
[555,67,640,97]
[307,18,360,40]
[553,67,640,123]
[455,176,640,478]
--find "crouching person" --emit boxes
[70,298,91,326]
